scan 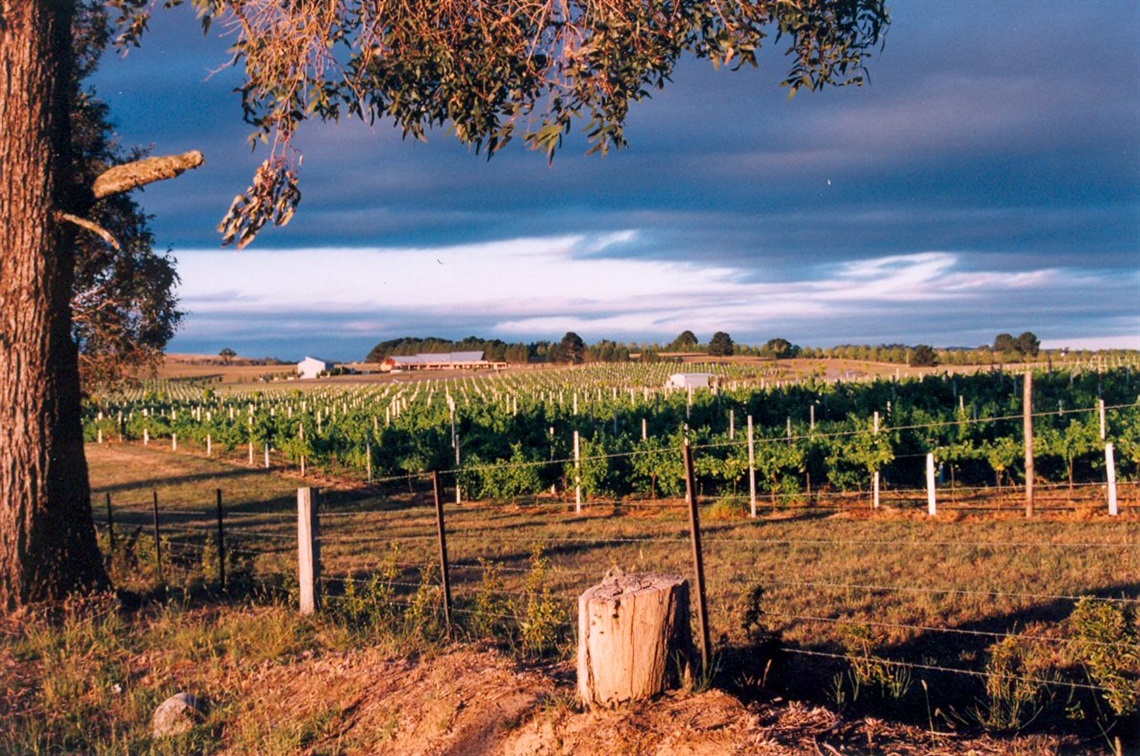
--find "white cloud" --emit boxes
[172,238,1138,354]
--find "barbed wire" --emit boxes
[779,647,1108,693]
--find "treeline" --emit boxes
[365,336,529,364]
[364,334,636,365]
[364,331,1136,368]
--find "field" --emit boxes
[69,435,1139,752]
[4,361,1138,753]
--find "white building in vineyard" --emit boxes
[297,356,336,380]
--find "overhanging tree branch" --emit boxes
[92,150,204,198]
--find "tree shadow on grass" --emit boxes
[721,579,1140,750]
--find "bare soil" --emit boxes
[212,643,1085,755]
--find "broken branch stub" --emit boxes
[93,151,204,199]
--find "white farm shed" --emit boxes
[666,372,716,389]
[297,356,336,380]
[381,351,495,371]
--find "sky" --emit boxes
[91,1,1140,362]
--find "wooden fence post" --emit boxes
[432,472,453,635]
[297,487,321,615]
[926,453,937,516]
[1023,371,1035,518]
[682,441,711,677]
[215,489,226,591]
[105,492,115,563]
[152,490,163,586]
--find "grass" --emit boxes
[4,441,1132,751]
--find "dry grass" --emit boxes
[50,442,1139,752]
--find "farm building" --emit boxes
[666,372,717,389]
[380,351,504,372]
[297,356,336,380]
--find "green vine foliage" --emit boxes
[1069,598,1140,720]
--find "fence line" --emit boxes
[91,426,1137,711]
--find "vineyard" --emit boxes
[85,362,1140,510]
[71,361,1140,750]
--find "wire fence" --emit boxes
[90,424,1138,730]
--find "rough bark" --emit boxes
[577,573,693,708]
[0,0,109,609]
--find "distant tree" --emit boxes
[993,333,1016,353]
[761,338,799,359]
[639,347,661,364]
[910,344,938,367]
[667,330,699,352]
[219,347,237,365]
[504,343,529,364]
[708,331,735,357]
[555,332,586,364]
[586,339,630,363]
[1015,331,1040,358]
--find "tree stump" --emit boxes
[577,573,693,708]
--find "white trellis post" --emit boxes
[747,415,757,518]
[297,487,321,615]
[1098,399,1106,441]
[574,430,582,513]
[449,398,461,505]
[1106,442,1118,516]
[872,411,881,509]
[926,452,937,516]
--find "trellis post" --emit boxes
[1106,443,1118,516]
[747,415,757,518]
[574,430,582,513]
[297,487,321,615]
[1023,371,1035,517]
[926,453,937,516]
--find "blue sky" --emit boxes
[92,1,1140,361]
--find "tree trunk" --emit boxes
[0,1,109,609]
[577,573,693,708]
